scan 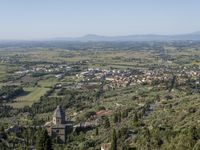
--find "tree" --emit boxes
[113,112,122,124]
[168,75,176,92]
[113,113,118,123]
[118,112,122,123]
[133,113,139,123]
[110,129,117,150]
[143,127,151,150]
[84,111,96,119]
[122,109,128,118]
[0,141,9,150]
[176,134,195,150]
[104,117,110,128]
[17,144,23,150]
[36,129,52,150]
[95,127,99,136]
[193,140,200,150]
[0,126,7,140]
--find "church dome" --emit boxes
[53,105,65,124]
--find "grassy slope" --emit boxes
[10,87,50,108]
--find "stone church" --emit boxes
[44,105,73,143]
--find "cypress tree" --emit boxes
[95,127,99,136]
[113,113,118,123]
[110,129,117,150]
[104,117,110,128]
[36,129,52,150]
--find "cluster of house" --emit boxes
[76,67,200,90]
[15,64,72,76]
[0,56,18,63]
[76,68,131,89]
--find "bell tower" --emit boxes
[52,105,65,125]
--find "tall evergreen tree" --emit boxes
[104,117,110,128]
[110,129,117,150]
[113,113,118,123]
[36,129,52,150]
[95,127,99,136]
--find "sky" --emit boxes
[0,0,200,39]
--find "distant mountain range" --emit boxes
[52,31,200,42]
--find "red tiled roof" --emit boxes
[96,110,112,117]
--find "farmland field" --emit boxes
[9,87,50,108]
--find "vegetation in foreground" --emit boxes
[0,41,199,150]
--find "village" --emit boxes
[76,66,200,90]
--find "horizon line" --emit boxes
[0,31,200,41]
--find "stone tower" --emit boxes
[53,105,65,125]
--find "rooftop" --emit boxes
[53,105,65,120]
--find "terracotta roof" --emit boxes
[96,110,112,117]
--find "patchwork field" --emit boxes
[9,87,50,108]
[38,77,58,87]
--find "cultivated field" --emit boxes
[9,87,50,108]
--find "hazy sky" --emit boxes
[0,0,200,39]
